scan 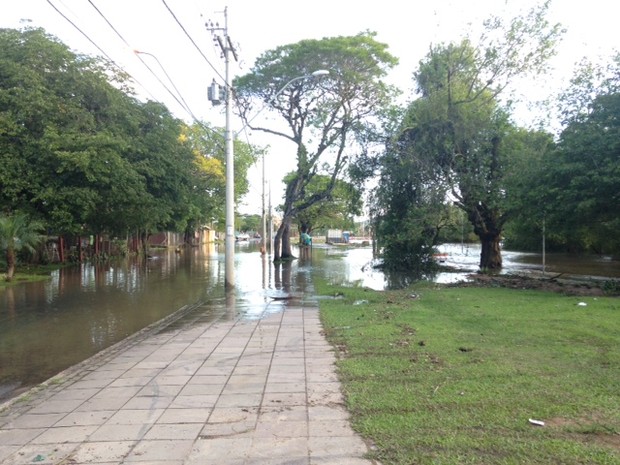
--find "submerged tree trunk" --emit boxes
[465,204,504,270]
[273,217,295,262]
[479,233,503,270]
[5,247,16,281]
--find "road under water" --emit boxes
[1,242,618,402]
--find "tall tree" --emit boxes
[234,32,398,261]
[375,2,562,270]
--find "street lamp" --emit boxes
[224,69,329,288]
[133,50,192,117]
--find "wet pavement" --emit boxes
[0,281,379,464]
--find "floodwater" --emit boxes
[1,241,618,402]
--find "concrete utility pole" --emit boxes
[207,8,238,288]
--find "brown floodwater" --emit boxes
[1,242,618,402]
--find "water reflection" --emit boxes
[1,241,618,402]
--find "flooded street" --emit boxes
[1,242,618,402]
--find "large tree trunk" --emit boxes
[466,204,503,270]
[273,218,296,262]
[479,233,503,270]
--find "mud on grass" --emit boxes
[452,272,620,296]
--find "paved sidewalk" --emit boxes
[0,288,380,465]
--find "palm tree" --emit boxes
[0,213,45,282]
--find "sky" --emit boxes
[2,0,617,215]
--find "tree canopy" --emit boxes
[234,31,398,261]
[370,2,563,271]
[0,27,257,255]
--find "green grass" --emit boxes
[0,264,61,287]
[316,280,620,464]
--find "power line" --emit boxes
[46,0,158,103]
[86,0,199,121]
[46,0,225,149]
[160,0,226,84]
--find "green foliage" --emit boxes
[234,32,399,260]
[285,173,363,233]
[0,27,249,247]
[372,3,563,270]
[237,214,261,233]
[319,282,620,464]
[545,90,620,254]
[506,54,620,254]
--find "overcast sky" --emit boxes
[2,0,617,213]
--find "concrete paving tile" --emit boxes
[66,440,135,463]
[89,423,149,442]
[151,374,192,385]
[105,408,164,425]
[0,443,77,465]
[199,420,255,438]
[262,392,307,407]
[54,410,114,427]
[91,385,143,399]
[108,376,154,388]
[307,388,344,406]
[271,356,305,366]
[254,419,308,438]
[66,378,111,390]
[310,458,377,465]
[215,393,263,408]
[3,413,66,429]
[27,399,84,415]
[160,361,203,376]
[0,445,20,463]
[47,387,99,402]
[207,406,258,423]
[186,374,228,385]
[185,437,252,461]
[195,365,235,376]
[264,382,305,393]
[75,396,128,411]
[306,371,339,383]
[250,437,309,458]
[156,407,212,424]
[136,383,184,397]
[131,360,170,370]
[80,369,128,381]
[120,367,162,379]
[178,383,224,396]
[221,382,266,395]
[142,423,202,440]
[308,436,368,456]
[123,439,194,462]
[245,459,309,465]
[169,395,218,409]
[308,405,350,422]
[268,372,306,383]
[309,420,358,437]
[30,425,99,444]
[259,406,307,422]
[97,361,137,371]
[122,395,174,410]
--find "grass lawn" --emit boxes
[316,280,620,464]
[0,264,59,287]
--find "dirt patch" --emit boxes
[449,273,615,297]
[545,416,620,452]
